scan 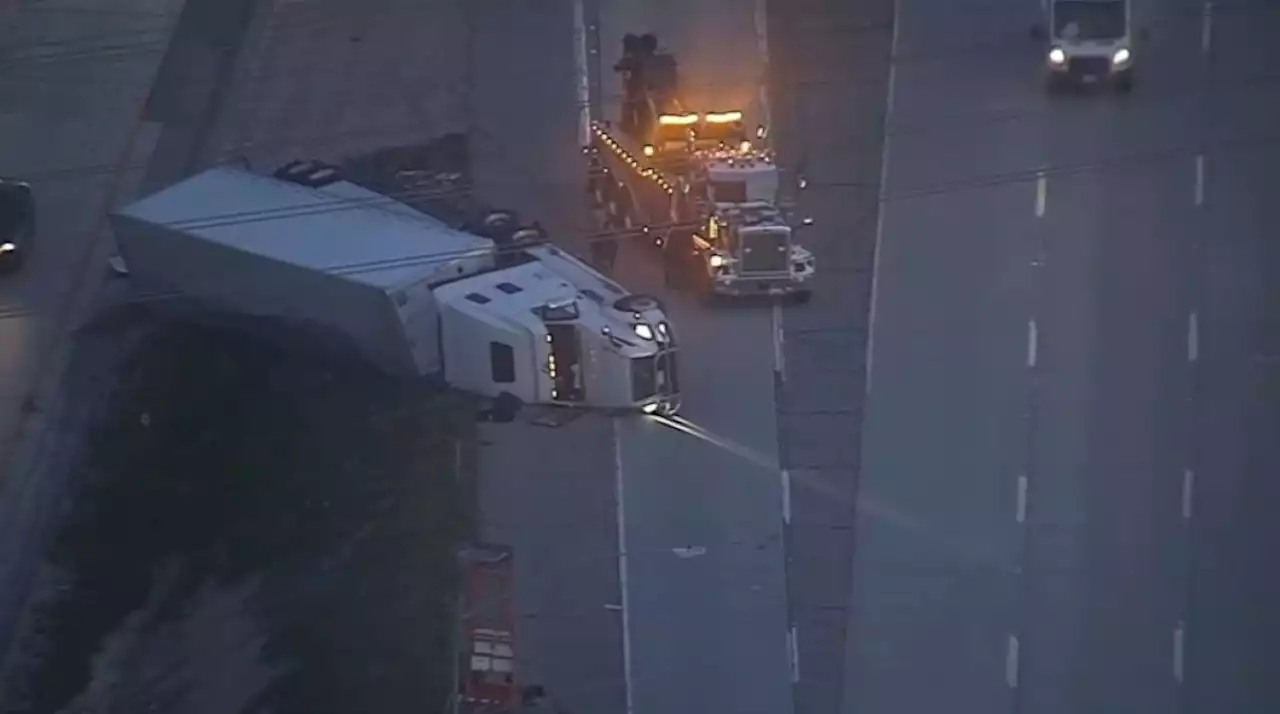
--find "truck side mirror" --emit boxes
[1030,23,1046,40]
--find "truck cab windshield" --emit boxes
[1054,1,1126,41]
[630,352,679,402]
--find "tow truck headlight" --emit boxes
[1047,47,1066,66]
[1111,47,1131,66]
[0,242,15,252]
[642,402,659,414]
[643,144,655,156]
[633,322,654,340]
[708,254,725,268]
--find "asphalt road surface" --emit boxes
[1188,1,1280,711]
[845,0,1280,712]
[764,0,890,712]
[592,1,794,712]
[0,0,179,669]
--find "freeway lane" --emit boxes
[1188,1,1280,711]
[846,0,1219,712]
[1025,157,1196,714]
[840,0,1043,710]
[595,0,794,711]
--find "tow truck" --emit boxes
[586,34,815,302]
[687,152,815,301]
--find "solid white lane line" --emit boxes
[1016,475,1029,523]
[1174,623,1186,683]
[1195,154,1206,206]
[1006,635,1021,687]
[772,302,786,381]
[781,469,792,524]
[788,626,800,682]
[571,0,591,147]
[1035,171,1048,217]
[752,0,771,127]
[1027,319,1039,368]
[1202,2,1214,54]
[863,0,901,389]
[1182,469,1195,520]
[1188,312,1200,362]
[611,420,636,714]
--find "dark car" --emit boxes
[0,178,34,272]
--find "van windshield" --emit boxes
[1054,1,1126,40]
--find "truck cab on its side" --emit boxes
[1035,0,1138,93]
[434,245,681,416]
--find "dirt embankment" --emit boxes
[2,317,476,714]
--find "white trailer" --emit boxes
[111,164,681,414]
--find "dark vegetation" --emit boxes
[4,318,475,714]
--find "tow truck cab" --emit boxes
[694,202,814,301]
[1037,0,1136,92]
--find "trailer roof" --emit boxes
[116,166,493,290]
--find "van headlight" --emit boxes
[633,322,654,340]
[1111,47,1131,66]
[708,254,725,268]
[1048,47,1066,66]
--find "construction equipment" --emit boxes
[112,160,681,415]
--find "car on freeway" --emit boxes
[1033,0,1144,93]
[0,177,34,273]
